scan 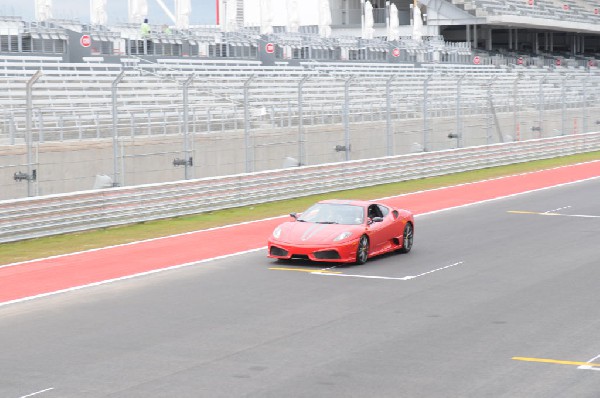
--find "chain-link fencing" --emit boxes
[1,65,599,200]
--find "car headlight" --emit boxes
[273,226,282,239]
[333,231,353,242]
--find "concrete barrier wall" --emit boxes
[3,132,600,243]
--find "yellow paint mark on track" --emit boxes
[269,267,342,274]
[512,357,600,367]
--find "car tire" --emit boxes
[355,235,369,265]
[398,222,414,254]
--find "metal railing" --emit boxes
[2,66,599,201]
[1,131,599,243]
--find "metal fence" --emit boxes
[1,65,600,200]
[1,132,599,243]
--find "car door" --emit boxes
[366,204,389,253]
[376,204,400,250]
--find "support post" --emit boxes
[386,75,395,156]
[182,74,195,180]
[244,75,255,173]
[538,76,546,137]
[298,75,310,166]
[561,75,567,136]
[423,74,433,151]
[582,75,590,134]
[513,72,522,140]
[486,78,493,144]
[112,70,125,186]
[343,76,354,161]
[26,70,43,197]
[456,74,466,148]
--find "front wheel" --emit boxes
[355,235,369,265]
[398,222,414,254]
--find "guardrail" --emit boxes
[1,132,599,243]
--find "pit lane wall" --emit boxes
[1,132,599,243]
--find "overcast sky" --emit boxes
[0,0,216,25]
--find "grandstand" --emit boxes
[0,0,599,64]
[0,1,599,200]
[1,52,597,199]
[1,55,596,142]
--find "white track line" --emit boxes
[313,262,464,281]
[544,206,572,214]
[578,353,600,371]
[376,160,600,201]
[0,248,266,309]
[413,175,600,219]
[19,388,54,398]
[512,211,600,219]
[0,216,285,270]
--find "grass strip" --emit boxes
[1,151,599,266]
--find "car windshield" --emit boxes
[298,203,364,225]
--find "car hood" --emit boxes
[277,221,362,244]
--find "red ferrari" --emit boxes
[268,199,414,264]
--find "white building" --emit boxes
[218,0,441,38]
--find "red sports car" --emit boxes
[268,199,414,264]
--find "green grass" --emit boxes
[1,151,599,266]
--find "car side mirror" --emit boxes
[368,217,383,225]
[290,213,298,220]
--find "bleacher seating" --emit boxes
[0,55,598,146]
[452,0,600,24]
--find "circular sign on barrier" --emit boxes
[80,35,92,48]
[563,4,569,10]
[555,58,561,66]
[265,42,275,54]
[595,8,599,14]
[517,57,524,65]
[528,0,534,5]
[392,48,400,57]
[473,55,481,65]
[589,60,595,67]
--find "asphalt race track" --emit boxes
[1,177,599,397]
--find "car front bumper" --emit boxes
[267,239,360,263]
